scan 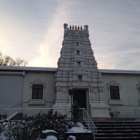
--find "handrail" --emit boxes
[6,112,18,120]
[8,103,22,108]
[80,108,97,135]
[3,108,53,110]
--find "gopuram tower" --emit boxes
[53,23,110,118]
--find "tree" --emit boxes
[0,51,28,66]
[15,58,28,66]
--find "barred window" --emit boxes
[110,86,120,99]
[32,84,43,99]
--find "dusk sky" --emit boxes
[0,0,140,70]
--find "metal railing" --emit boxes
[8,103,22,108]
[81,108,97,136]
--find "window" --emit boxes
[77,50,80,55]
[110,86,120,99]
[77,62,81,67]
[78,75,82,82]
[76,42,79,46]
[32,84,43,99]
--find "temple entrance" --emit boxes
[73,90,87,110]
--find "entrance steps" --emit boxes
[93,119,140,140]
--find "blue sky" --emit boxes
[0,0,140,70]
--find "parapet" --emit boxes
[63,23,89,36]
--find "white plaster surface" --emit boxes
[0,74,23,112]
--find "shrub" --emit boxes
[72,101,82,123]
[2,110,73,140]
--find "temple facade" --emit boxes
[53,23,110,118]
[0,24,140,118]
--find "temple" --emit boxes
[0,23,140,119]
[53,23,110,118]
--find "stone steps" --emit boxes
[94,120,140,140]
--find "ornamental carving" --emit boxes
[107,80,121,89]
[30,78,46,87]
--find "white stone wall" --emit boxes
[22,71,55,108]
[0,68,140,118]
[102,73,140,118]
[0,73,23,114]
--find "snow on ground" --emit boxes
[0,121,92,140]
[42,130,57,133]
[67,122,92,133]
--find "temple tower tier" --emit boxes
[53,23,110,118]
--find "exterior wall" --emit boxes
[102,73,140,118]
[0,72,24,114]
[0,68,140,119]
[22,71,55,108]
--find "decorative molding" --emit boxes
[98,88,103,92]
[0,71,23,76]
[28,99,45,106]
[29,79,46,101]
[87,82,91,86]
[107,80,121,89]
[108,99,123,105]
[30,78,46,87]
[74,83,87,87]
[137,83,140,105]
[136,82,140,90]
[138,99,140,106]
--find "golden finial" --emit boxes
[78,26,79,30]
[72,25,74,29]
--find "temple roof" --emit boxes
[0,66,140,74]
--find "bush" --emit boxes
[2,110,73,140]
[72,101,82,123]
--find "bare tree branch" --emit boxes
[0,51,28,66]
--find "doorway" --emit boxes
[73,90,87,109]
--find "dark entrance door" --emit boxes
[73,90,87,109]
